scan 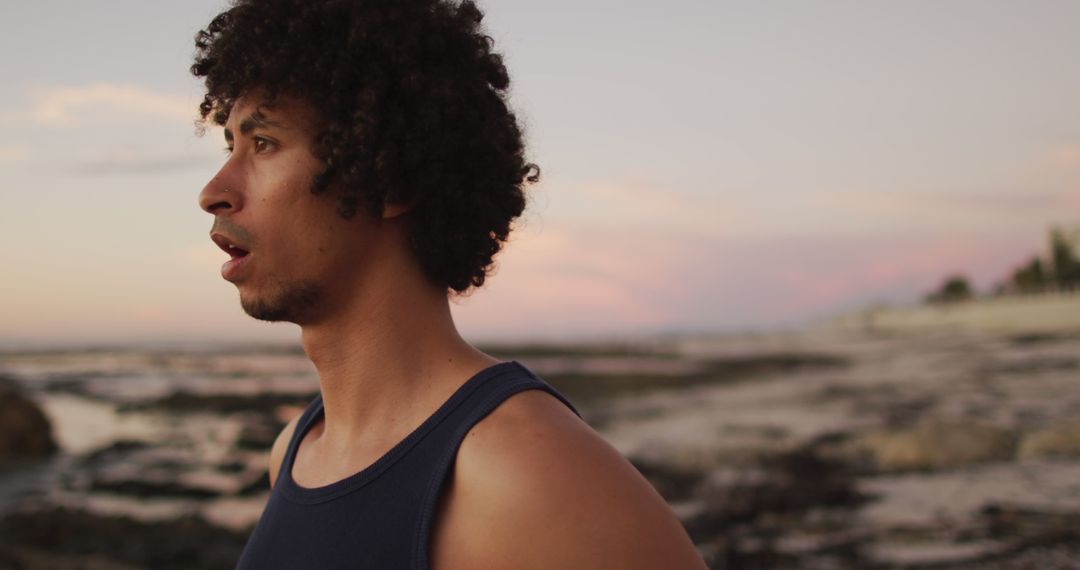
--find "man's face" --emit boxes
[198,94,381,324]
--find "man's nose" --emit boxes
[199,174,241,214]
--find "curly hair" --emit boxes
[191,0,537,294]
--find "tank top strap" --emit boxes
[274,392,325,489]
[412,364,578,569]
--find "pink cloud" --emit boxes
[454,221,1046,340]
[453,223,692,339]
[1039,144,1080,171]
[544,177,757,237]
[26,84,193,126]
[812,188,1070,221]
[1059,188,1080,210]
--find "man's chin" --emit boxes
[242,305,294,323]
[238,284,320,323]
[240,296,295,323]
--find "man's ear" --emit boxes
[382,201,412,219]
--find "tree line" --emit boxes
[925,229,1080,304]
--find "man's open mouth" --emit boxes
[211,232,252,281]
[211,233,250,259]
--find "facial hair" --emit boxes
[240,280,321,323]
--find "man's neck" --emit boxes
[297,274,497,454]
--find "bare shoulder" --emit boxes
[267,411,303,489]
[430,389,705,570]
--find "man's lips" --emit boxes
[211,233,250,259]
[210,232,251,281]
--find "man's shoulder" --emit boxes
[430,388,706,569]
[463,387,583,457]
[455,387,651,513]
[456,387,596,493]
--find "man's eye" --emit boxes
[254,138,276,153]
[223,145,234,155]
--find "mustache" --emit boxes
[211,218,255,247]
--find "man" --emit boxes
[194,0,705,568]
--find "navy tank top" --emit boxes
[236,360,579,569]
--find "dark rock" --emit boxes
[976,504,1080,544]
[933,505,1080,570]
[216,459,248,474]
[0,506,249,569]
[77,447,226,500]
[545,352,849,403]
[237,469,271,496]
[39,372,117,401]
[0,376,57,458]
[699,353,849,380]
[697,450,866,527]
[987,357,1079,375]
[0,545,27,569]
[88,477,222,500]
[630,458,705,503]
[236,418,282,450]
[705,534,799,570]
[686,448,867,550]
[1008,332,1080,346]
[79,440,149,468]
[119,390,316,416]
[684,448,873,569]
[701,522,867,570]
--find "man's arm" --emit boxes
[431,390,707,569]
[267,413,302,489]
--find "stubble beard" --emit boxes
[240,280,321,324]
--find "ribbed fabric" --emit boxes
[236,360,579,569]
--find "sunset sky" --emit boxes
[2,0,1078,347]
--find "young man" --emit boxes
[194,1,705,568]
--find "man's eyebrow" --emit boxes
[224,110,289,140]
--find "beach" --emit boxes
[1,328,1079,568]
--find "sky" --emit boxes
[1,0,1078,347]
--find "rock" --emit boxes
[848,420,1015,473]
[938,505,1080,570]
[216,459,248,474]
[1018,422,1080,460]
[0,376,58,458]
[687,450,865,538]
[686,449,869,568]
[989,357,1078,374]
[630,457,705,503]
[543,352,848,404]
[79,440,149,468]
[119,390,316,416]
[0,506,249,569]
[88,477,223,500]
[237,470,271,496]
[235,418,281,451]
[75,442,232,499]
